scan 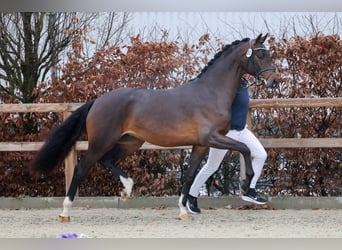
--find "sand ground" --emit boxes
[1,206,341,238]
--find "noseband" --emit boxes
[256,65,276,79]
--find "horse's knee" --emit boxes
[241,144,251,155]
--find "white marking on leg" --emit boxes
[120,176,134,198]
[60,196,73,218]
[178,194,188,217]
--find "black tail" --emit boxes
[31,100,95,175]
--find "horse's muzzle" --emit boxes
[263,70,279,88]
[258,66,279,88]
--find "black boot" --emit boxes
[186,194,201,214]
[241,188,268,205]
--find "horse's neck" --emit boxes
[200,61,243,93]
[196,51,245,107]
[202,49,244,84]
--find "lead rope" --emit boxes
[241,76,264,89]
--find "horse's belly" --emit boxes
[147,134,197,147]
[125,126,199,147]
[124,107,205,147]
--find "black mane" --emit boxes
[192,37,250,80]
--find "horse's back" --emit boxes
[85,86,205,147]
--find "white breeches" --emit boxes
[189,126,267,197]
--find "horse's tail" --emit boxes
[30,100,95,176]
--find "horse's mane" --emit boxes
[192,37,250,80]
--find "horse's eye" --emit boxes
[256,50,266,59]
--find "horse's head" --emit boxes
[244,33,279,88]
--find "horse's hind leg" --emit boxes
[179,145,208,220]
[59,152,100,222]
[59,130,123,222]
[99,155,134,201]
[98,135,144,201]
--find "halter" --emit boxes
[246,40,276,82]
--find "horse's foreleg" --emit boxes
[239,151,253,193]
[208,133,254,192]
[179,146,208,220]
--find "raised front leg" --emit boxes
[206,132,254,190]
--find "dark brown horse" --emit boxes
[31,33,279,221]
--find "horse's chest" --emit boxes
[206,109,230,123]
[207,110,231,131]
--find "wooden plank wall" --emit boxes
[1,98,342,192]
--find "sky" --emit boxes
[130,12,342,43]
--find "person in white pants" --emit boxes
[186,78,268,214]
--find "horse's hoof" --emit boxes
[59,215,71,222]
[120,191,129,202]
[178,213,190,220]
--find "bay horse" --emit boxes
[31,33,279,221]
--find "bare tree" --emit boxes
[95,12,131,48]
[0,12,131,104]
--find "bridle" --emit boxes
[246,39,276,84]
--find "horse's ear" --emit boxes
[256,33,268,44]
